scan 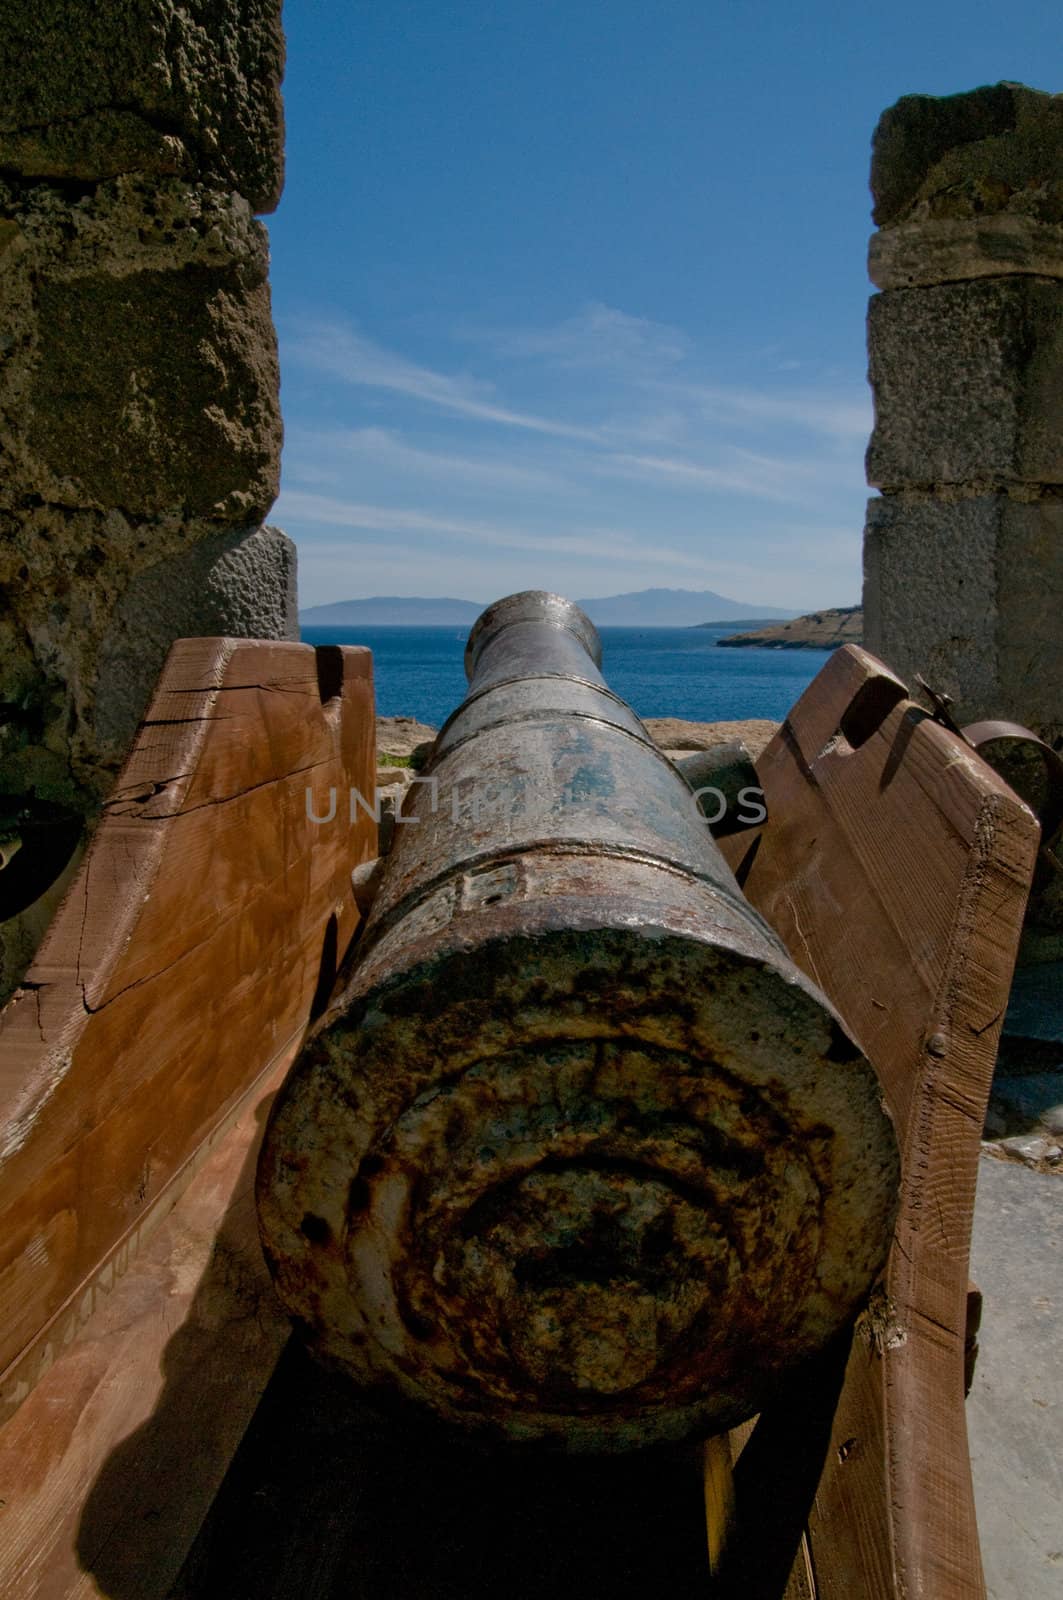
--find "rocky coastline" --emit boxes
[716,606,862,651]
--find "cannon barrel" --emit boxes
[257,592,898,1451]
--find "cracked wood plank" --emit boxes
[0,1050,292,1600]
[0,638,376,1423]
[716,645,1039,1600]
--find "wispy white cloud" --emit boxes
[291,425,570,492]
[277,490,725,572]
[461,302,690,372]
[278,305,870,610]
[590,449,797,503]
[286,314,868,457]
[672,381,872,443]
[455,306,868,442]
[285,424,859,512]
[288,321,604,442]
[581,440,864,505]
[293,544,794,613]
[281,457,347,490]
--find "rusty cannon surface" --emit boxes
[256,592,899,1452]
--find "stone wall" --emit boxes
[863,82,1063,748]
[0,1,295,1000]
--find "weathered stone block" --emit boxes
[871,83,1063,228]
[29,269,280,520]
[869,215,1063,290]
[0,521,296,1002]
[0,179,282,521]
[0,509,296,995]
[867,278,1063,488]
[94,523,298,760]
[2,508,295,795]
[0,1,284,212]
[0,6,289,1001]
[863,496,999,713]
[864,494,1063,739]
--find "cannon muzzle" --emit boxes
[257,592,898,1451]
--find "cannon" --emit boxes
[256,592,899,1451]
[0,623,1040,1595]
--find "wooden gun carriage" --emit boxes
[0,617,1039,1598]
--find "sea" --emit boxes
[300,623,832,728]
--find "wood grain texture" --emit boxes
[703,1431,737,1574]
[718,645,1039,1600]
[0,638,377,1423]
[0,1056,291,1600]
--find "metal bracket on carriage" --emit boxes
[673,741,766,837]
[350,854,387,918]
[916,673,1063,878]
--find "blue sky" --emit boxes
[270,1,1059,612]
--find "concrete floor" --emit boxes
[968,1153,1063,1600]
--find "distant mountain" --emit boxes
[575,589,796,626]
[300,588,796,628]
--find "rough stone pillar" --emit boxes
[0,2,296,999]
[863,82,1063,750]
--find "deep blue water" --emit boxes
[300,624,832,728]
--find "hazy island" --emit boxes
[714,606,862,651]
[299,588,796,629]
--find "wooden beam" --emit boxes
[0,1054,291,1598]
[0,638,377,1423]
[717,645,1039,1600]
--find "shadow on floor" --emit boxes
[74,1105,845,1600]
[75,1099,291,1598]
[168,1338,712,1600]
